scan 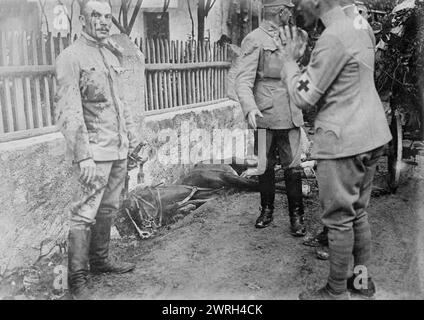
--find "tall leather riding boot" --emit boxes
[68,226,92,300]
[89,213,136,274]
[284,168,306,237]
[256,167,275,228]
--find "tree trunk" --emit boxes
[197,0,206,42]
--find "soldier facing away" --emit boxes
[277,0,392,299]
[236,0,308,236]
[55,0,139,299]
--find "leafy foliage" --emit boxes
[362,0,397,12]
[375,0,423,133]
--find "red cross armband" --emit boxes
[296,73,323,106]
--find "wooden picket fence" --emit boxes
[0,31,62,140]
[0,32,231,142]
[134,38,231,111]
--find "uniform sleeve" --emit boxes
[55,52,92,163]
[282,34,350,110]
[235,35,260,118]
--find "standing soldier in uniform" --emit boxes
[55,0,139,299]
[302,0,376,250]
[236,0,307,236]
[277,0,392,299]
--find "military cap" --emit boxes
[263,0,295,7]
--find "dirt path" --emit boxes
[89,159,424,300]
[1,158,423,300]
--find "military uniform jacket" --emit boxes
[55,32,138,163]
[283,6,392,159]
[236,21,304,129]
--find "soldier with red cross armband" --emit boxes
[275,0,392,300]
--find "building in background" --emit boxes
[18,0,231,42]
[0,0,40,32]
[0,0,267,44]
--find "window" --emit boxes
[144,12,170,40]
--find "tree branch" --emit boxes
[187,0,195,40]
[127,0,144,35]
[122,0,129,30]
[205,0,217,17]
[112,16,127,34]
[109,0,126,34]
[38,0,50,34]
[161,0,171,19]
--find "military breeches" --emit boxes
[316,147,384,292]
[69,160,127,228]
[254,128,301,208]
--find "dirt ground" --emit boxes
[1,156,424,300]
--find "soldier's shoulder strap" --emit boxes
[258,26,276,40]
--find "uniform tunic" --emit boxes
[236,21,304,130]
[282,7,392,159]
[56,32,138,163]
[55,32,138,225]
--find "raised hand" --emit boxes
[274,25,307,62]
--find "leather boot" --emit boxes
[299,284,350,300]
[303,226,329,247]
[89,213,136,274]
[257,167,275,229]
[285,168,306,237]
[347,275,376,299]
[255,205,274,228]
[68,226,92,300]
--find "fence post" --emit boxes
[11,30,27,131]
[22,30,35,130]
[1,32,15,132]
[31,32,43,128]
[40,33,52,126]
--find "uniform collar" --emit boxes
[260,20,280,37]
[321,6,346,28]
[261,20,280,32]
[79,31,124,57]
[341,4,357,17]
[80,31,108,48]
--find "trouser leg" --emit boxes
[67,162,112,298]
[258,166,276,209]
[352,147,384,270]
[89,160,135,274]
[255,129,276,209]
[318,148,383,294]
[277,129,305,236]
[89,160,126,264]
[285,167,306,236]
[254,130,276,228]
[317,158,359,294]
